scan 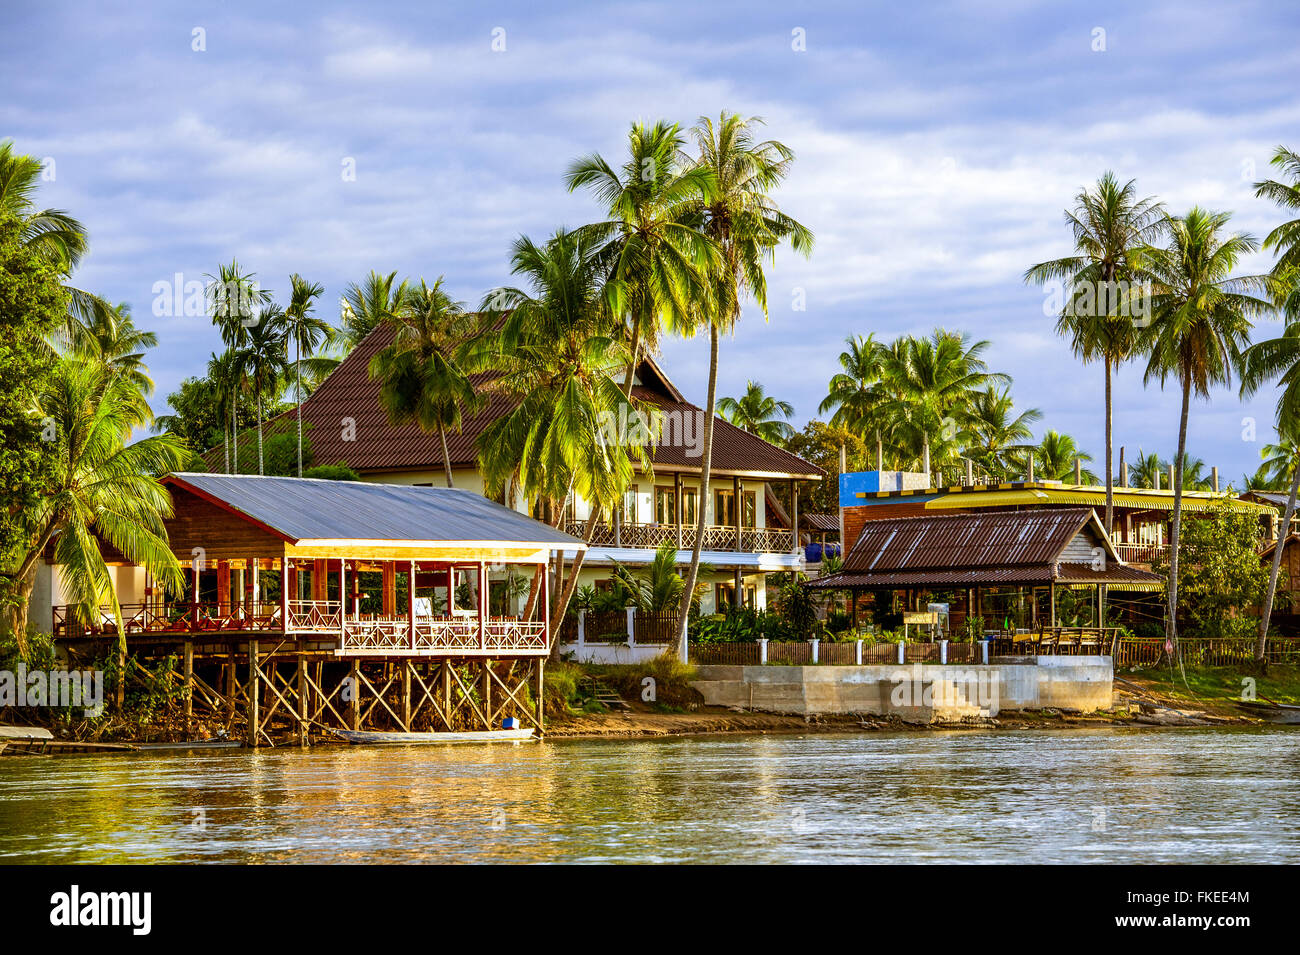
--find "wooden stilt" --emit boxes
[402,662,412,730]
[248,640,260,748]
[483,660,492,729]
[349,658,361,731]
[536,659,545,735]
[297,652,309,745]
[183,640,193,731]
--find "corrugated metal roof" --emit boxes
[806,560,1163,590]
[165,472,583,547]
[801,513,841,531]
[201,324,823,480]
[924,485,1268,513]
[843,508,1097,574]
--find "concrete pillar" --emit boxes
[897,641,905,665]
[811,638,819,664]
[854,639,863,665]
[980,640,989,664]
[940,639,948,664]
[758,637,768,665]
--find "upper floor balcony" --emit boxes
[563,519,795,553]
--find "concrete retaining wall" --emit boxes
[558,642,666,665]
[690,656,1112,722]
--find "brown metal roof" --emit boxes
[801,513,840,532]
[807,507,1163,590]
[203,325,822,480]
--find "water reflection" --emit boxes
[0,727,1297,863]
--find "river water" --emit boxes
[1,727,1297,863]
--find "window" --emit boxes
[655,487,675,524]
[682,488,698,525]
[621,484,639,524]
[714,489,757,527]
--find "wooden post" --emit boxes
[349,658,360,731]
[217,561,230,615]
[536,659,545,734]
[1119,446,1128,487]
[226,652,236,719]
[733,475,742,551]
[1049,582,1057,629]
[408,560,417,650]
[1074,458,1082,484]
[402,661,411,731]
[790,479,799,553]
[280,557,290,631]
[482,660,492,730]
[183,640,193,731]
[297,653,309,745]
[542,559,551,645]
[248,640,260,747]
[674,471,683,548]
[383,561,396,618]
[190,560,200,628]
[443,660,452,731]
[339,558,348,642]
[1212,466,1220,492]
[478,561,487,649]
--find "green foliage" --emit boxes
[0,214,63,578]
[691,606,798,643]
[771,572,821,637]
[1152,501,1269,638]
[302,463,359,481]
[156,370,258,453]
[784,420,871,512]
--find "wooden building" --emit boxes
[39,473,582,745]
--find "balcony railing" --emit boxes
[564,520,795,553]
[53,602,283,638]
[1114,542,1167,564]
[340,616,548,656]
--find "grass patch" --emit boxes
[1129,664,1300,707]
[583,656,705,711]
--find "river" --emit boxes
[2,727,1297,863]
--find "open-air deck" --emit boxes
[563,519,794,553]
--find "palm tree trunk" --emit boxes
[1104,357,1114,533]
[1257,465,1300,663]
[256,394,264,476]
[922,434,931,478]
[223,404,231,474]
[1165,373,1191,669]
[296,342,303,478]
[675,324,719,661]
[0,562,39,657]
[622,313,643,396]
[548,504,602,654]
[439,427,454,488]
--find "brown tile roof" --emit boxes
[806,507,1162,589]
[203,325,823,481]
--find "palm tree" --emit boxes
[475,228,646,636]
[206,260,272,473]
[0,139,113,351]
[873,330,1006,478]
[718,380,796,443]
[203,349,243,473]
[820,333,892,467]
[272,274,328,477]
[966,386,1041,480]
[234,310,289,476]
[1242,145,1300,662]
[610,541,710,614]
[566,120,718,394]
[674,113,813,660]
[1,358,187,655]
[76,301,158,397]
[1025,172,1165,532]
[1026,430,1096,482]
[340,270,409,347]
[1127,449,1166,489]
[369,277,478,487]
[1141,208,1273,661]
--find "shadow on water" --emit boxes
[1,727,1297,863]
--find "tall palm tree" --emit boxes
[0,139,113,351]
[475,228,645,636]
[1141,208,1273,661]
[76,301,158,397]
[1127,449,1166,489]
[234,309,289,476]
[340,270,409,347]
[566,120,718,394]
[369,278,478,487]
[1024,172,1165,532]
[674,113,813,659]
[205,349,243,473]
[820,333,892,468]
[966,386,1041,480]
[718,380,796,443]
[1242,145,1300,662]
[874,330,1006,478]
[273,274,329,477]
[1,358,187,654]
[206,260,272,473]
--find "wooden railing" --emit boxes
[286,600,342,632]
[564,520,794,553]
[1114,542,1166,564]
[53,602,283,638]
[1114,636,1300,667]
[339,616,548,656]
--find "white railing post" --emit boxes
[758,637,768,665]
[626,606,636,647]
[577,609,586,648]
[940,639,948,664]
[811,638,819,664]
[980,639,989,664]
[897,640,905,665]
[855,639,863,665]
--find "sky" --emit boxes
[3,0,1298,483]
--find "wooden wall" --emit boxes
[163,486,286,562]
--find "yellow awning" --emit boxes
[924,486,1268,514]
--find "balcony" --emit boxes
[564,519,795,553]
[1113,542,1167,565]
